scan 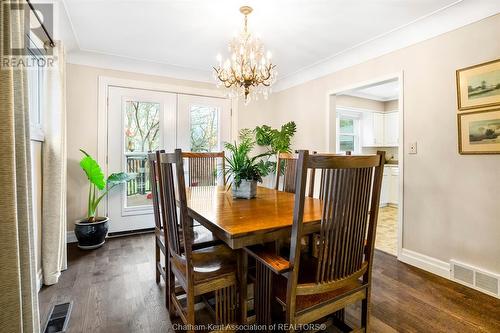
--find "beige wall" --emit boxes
[239,14,500,273]
[66,64,217,232]
[384,99,399,111]
[336,95,385,111]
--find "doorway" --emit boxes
[106,85,231,234]
[328,75,403,257]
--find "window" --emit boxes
[124,100,160,208]
[27,32,45,141]
[336,110,360,153]
[190,105,219,152]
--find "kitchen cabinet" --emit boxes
[389,166,399,205]
[380,166,390,206]
[380,165,399,206]
[362,111,399,147]
[384,112,399,146]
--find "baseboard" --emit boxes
[399,248,451,279]
[36,269,43,292]
[67,230,77,244]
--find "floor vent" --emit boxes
[451,260,500,298]
[43,302,72,333]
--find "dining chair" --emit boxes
[245,150,385,331]
[275,151,316,197]
[182,151,225,187]
[148,152,222,307]
[157,149,239,332]
[274,151,316,254]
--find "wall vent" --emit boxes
[451,260,500,298]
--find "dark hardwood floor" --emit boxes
[39,234,500,332]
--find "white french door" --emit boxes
[106,86,231,233]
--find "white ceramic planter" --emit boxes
[232,179,257,199]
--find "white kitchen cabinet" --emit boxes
[380,165,399,206]
[362,112,384,146]
[361,112,375,147]
[384,112,399,146]
[380,166,390,206]
[373,113,385,146]
[361,111,399,147]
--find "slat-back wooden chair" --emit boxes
[157,149,238,332]
[148,152,222,310]
[182,151,225,187]
[148,150,166,286]
[246,150,385,332]
[275,151,316,196]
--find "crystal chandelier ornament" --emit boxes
[213,6,277,104]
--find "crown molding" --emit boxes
[273,0,500,92]
[67,50,214,83]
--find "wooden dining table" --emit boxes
[185,185,324,325]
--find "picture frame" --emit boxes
[456,58,500,111]
[458,108,500,154]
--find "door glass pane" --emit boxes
[339,118,354,134]
[124,101,160,208]
[190,105,219,152]
[339,135,355,152]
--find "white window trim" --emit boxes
[336,108,361,154]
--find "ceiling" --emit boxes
[342,79,400,101]
[60,0,500,88]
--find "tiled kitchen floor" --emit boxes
[376,206,398,256]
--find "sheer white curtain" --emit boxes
[42,43,67,285]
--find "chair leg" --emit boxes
[167,261,175,316]
[186,291,195,333]
[361,293,370,331]
[155,242,160,284]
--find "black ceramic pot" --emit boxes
[74,217,109,250]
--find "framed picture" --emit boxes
[458,108,500,154]
[456,59,500,111]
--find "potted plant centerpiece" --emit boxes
[225,132,271,199]
[75,149,135,249]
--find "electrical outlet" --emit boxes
[409,142,417,154]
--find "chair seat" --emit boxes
[156,224,221,250]
[273,256,363,312]
[173,244,237,283]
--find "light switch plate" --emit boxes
[409,142,417,154]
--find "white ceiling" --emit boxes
[342,79,400,101]
[59,0,500,89]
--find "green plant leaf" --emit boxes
[107,172,136,185]
[79,150,106,190]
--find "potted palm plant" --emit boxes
[75,149,135,249]
[224,132,270,199]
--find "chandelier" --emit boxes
[213,6,277,103]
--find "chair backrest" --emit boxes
[316,151,352,200]
[157,149,194,279]
[182,151,225,187]
[275,152,297,193]
[286,150,385,303]
[275,151,317,196]
[147,150,164,231]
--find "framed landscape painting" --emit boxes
[456,59,500,111]
[458,108,500,154]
